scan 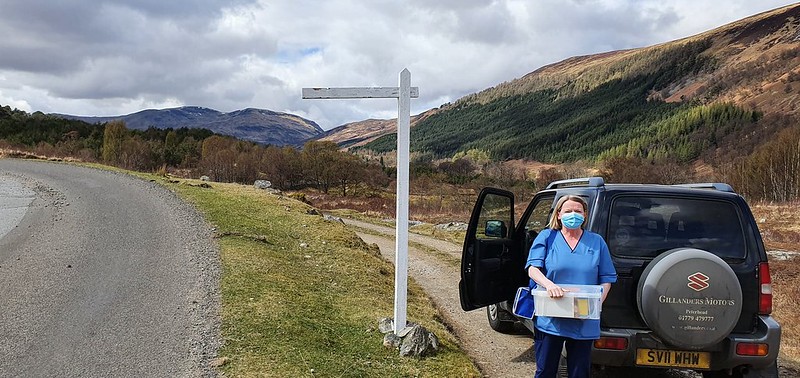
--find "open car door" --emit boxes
[459,188,523,311]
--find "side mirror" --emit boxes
[485,220,507,238]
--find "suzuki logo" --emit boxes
[688,272,710,291]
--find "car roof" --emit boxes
[545,177,742,200]
[599,184,740,199]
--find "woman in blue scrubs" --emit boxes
[525,195,617,378]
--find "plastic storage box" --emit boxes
[533,284,603,319]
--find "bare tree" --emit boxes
[102,120,127,164]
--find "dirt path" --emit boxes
[341,218,535,377]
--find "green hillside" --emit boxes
[363,39,761,162]
[361,3,800,164]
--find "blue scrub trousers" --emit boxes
[534,330,593,378]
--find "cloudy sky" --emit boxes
[0,1,795,130]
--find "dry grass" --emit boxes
[750,202,800,365]
[304,188,474,225]
[751,202,800,250]
[0,148,82,162]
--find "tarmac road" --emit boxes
[0,159,220,377]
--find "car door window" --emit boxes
[476,193,513,239]
[525,195,556,234]
[521,194,556,253]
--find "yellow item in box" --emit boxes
[533,284,603,319]
[575,298,590,317]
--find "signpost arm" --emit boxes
[394,68,411,333]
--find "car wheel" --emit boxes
[637,248,743,350]
[702,363,779,378]
[487,303,515,333]
[702,370,735,378]
[753,361,780,378]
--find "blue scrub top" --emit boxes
[525,228,617,340]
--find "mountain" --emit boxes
[354,3,800,164]
[56,106,324,146]
[316,109,438,149]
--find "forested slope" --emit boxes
[362,4,800,165]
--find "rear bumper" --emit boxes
[593,315,781,371]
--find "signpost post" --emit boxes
[302,69,419,333]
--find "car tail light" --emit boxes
[758,262,773,315]
[736,342,769,356]
[594,337,628,350]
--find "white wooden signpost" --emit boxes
[303,69,418,333]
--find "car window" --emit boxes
[525,194,556,234]
[607,196,746,259]
[476,193,513,239]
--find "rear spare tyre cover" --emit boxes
[637,248,742,350]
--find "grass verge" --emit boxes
[150,176,479,377]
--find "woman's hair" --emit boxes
[548,195,589,230]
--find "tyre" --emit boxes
[749,361,780,378]
[487,303,515,333]
[718,361,781,378]
[702,370,735,378]
[637,248,743,350]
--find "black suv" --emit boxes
[459,177,780,377]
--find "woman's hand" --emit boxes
[528,266,569,298]
[544,284,568,298]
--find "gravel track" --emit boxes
[341,218,536,377]
[0,159,220,377]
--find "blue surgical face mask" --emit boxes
[561,212,585,229]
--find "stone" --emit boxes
[378,317,394,334]
[398,325,439,357]
[200,175,210,182]
[434,222,468,232]
[323,214,345,223]
[397,326,414,338]
[209,356,230,367]
[377,318,438,357]
[383,333,401,349]
[254,180,272,189]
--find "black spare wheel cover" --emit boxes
[637,248,742,350]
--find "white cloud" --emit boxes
[0,0,795,129]
[0,91,32,113]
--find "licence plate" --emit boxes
[636,348,711,369]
